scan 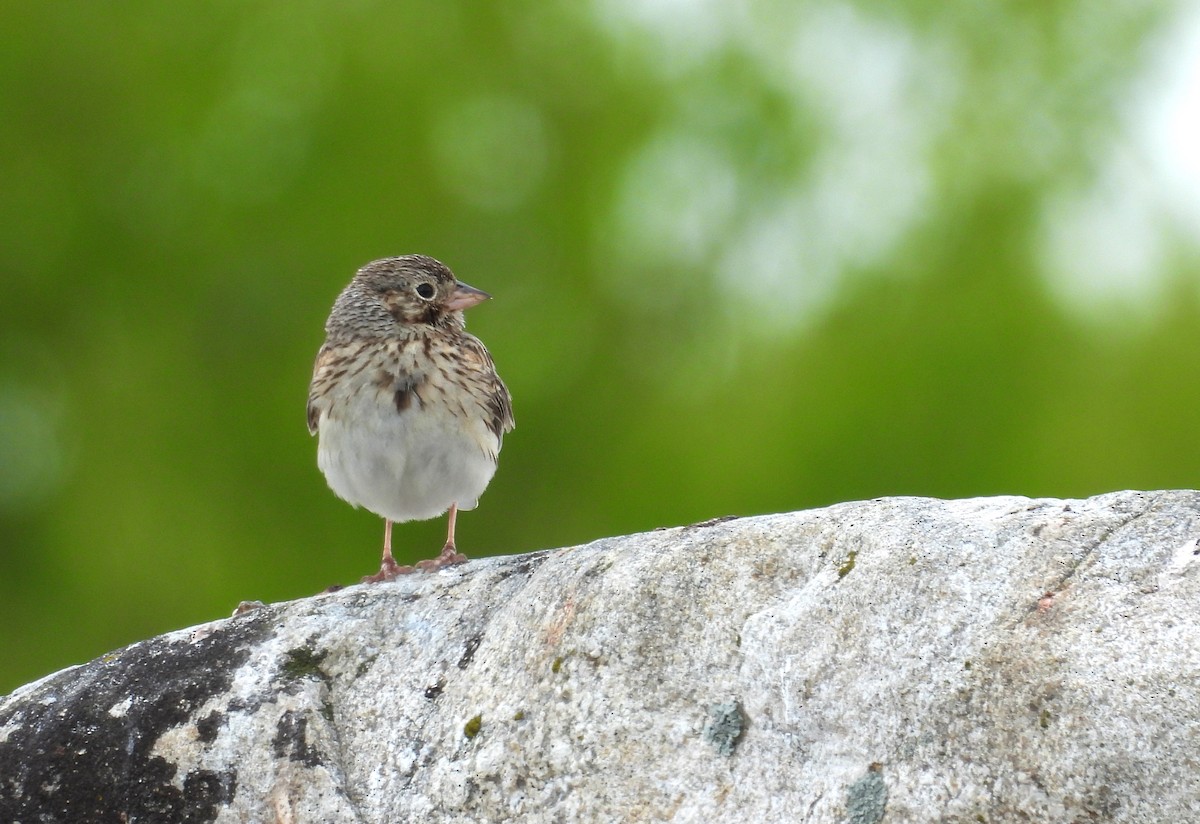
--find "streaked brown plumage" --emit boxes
[307,255,513,581]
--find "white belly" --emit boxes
[316,398,498,523]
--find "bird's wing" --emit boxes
[459,335,514,440]
[306,344,337,435]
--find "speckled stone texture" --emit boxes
[3,491,1200,823]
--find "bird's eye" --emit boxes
[415,283,435,300]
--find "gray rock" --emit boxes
[3,491,1200,823]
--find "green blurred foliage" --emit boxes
[2,0,1198,692]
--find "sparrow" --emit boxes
[306,255,514,582]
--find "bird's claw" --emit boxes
[415,543,468,572]
[360,545,467,582]
[361,556,415,583]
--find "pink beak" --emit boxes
[444,281,491,312]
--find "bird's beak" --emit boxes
[445,281,492,311]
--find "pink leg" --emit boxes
[445,503,458,551]
[415,504,468,572]
[361,518,414,583]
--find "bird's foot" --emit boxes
[361,555,415,583]
[415,542,468,573]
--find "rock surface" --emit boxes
[3,491,1200,823]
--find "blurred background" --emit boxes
[3,0,1200,693]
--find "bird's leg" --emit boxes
[361,518,414,583]
[415,504,468,571]
[444,503,458,553]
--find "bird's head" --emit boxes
[327,255,491,337]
